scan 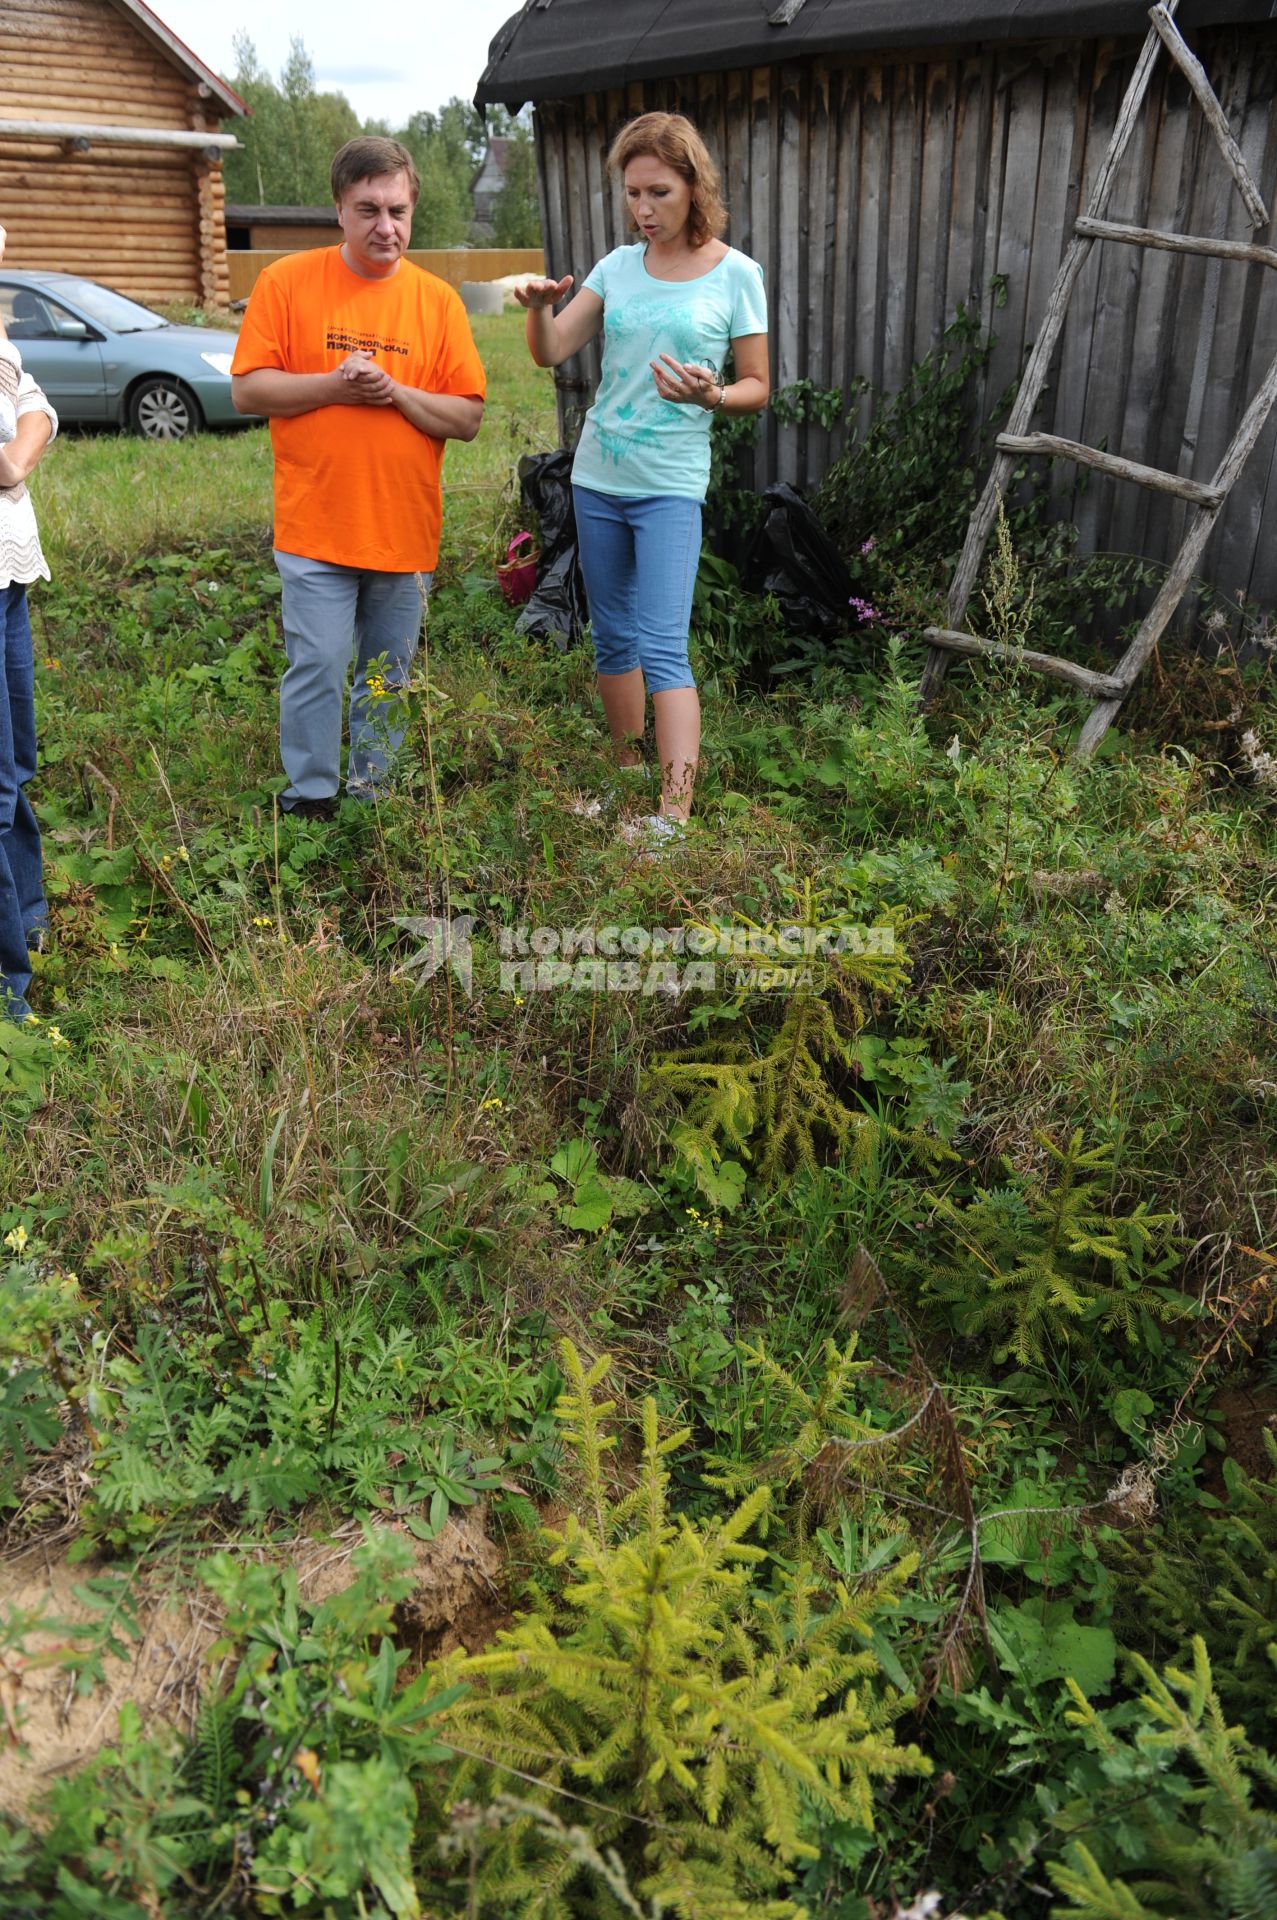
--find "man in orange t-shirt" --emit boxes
[231,136,486,818]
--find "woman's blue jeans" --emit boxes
[572,485,701,692]
[0,582,46,1023]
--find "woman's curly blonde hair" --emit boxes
[607,112,728,249]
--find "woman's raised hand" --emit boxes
[514,275,574,311]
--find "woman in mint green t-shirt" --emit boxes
[517,112,770,841]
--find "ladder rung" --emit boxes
[996,432,1225,507]
[923,629,1128,698]
[1076,216,1277,270]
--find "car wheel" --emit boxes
[128,376,202,441]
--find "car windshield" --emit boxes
[54,280,168,334]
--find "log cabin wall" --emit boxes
[534,24,1277,612]
[0,0,234,308]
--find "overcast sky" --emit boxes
[153,0,523,127]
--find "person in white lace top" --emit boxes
[0,221,58,1023]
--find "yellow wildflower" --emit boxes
[45,1025,69,1048]
[4,1225,28,1254]
[176,845,190,863]
[479,1096,504,1112]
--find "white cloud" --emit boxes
[154,0,521,125]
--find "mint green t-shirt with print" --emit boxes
[571,243,768,502]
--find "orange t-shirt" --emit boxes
[231,248,486,573]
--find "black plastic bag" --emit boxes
[515,450,589,651]
[741,483,855,640]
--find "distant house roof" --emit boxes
[476,0,1277,106]
[471,135,512,193]
[108,0,247,118]
[224,205,341,226]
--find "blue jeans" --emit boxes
[0,582,46,1023]
[274,552,431,807]
[572,486,701,692]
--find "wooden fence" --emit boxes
[226,246,545,305]
[534,25,1277,611]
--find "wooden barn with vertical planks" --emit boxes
[477,0,1277,612]
[0,0,245,310]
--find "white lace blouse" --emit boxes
[0,353,58,590]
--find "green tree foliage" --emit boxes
[400,102,479,249]
[1048,1638,1277,1920]
[221,41,484,252]
[646,882,917,1191]
[1109,1429,1277,1718]
[915,1131,1186,1366]
[492,123,542,247]
[222,34,360,208]
[431,1341,929,1918]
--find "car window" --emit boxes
[51,280,167,334]
[0,283,72,340]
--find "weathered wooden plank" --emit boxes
[924,627,1127,694]
[996,430,1225,505]
[751,66,778,480]
[1049,40,1111,468]
[989,55,1046,424]
[1149,2,1268,226]
[1188,36,1271,596]
[882,58,922,399]
[1076,215,1277,268]
[853,60,886,436]
[944,50,990,320]
[803,62,834,486]
[1159,37,1237,576]
[724,64,751,256]
[825,64,860,468]
[913,55,956,362]
[775,61,804,484]
[1075,36,1153,560]
[1217,36,1277,609]
[1122,52,1199,566]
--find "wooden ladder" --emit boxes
[918,2,1277,757]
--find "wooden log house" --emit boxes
[0,0,245,309]
[478,0,1277,613]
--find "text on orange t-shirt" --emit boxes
[231,248,486,573]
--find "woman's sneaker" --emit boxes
[571,763,649,820]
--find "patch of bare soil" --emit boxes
[1208,1378,1277,1485]
[0,1507,507,1826]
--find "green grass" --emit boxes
[4,305,1277,1920]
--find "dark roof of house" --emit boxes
[224,205,341,226]
[476,0,1277,106]
[470,136,513,190]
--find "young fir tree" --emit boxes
[428,1342,930,1919]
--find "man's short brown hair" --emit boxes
[331,137,421,206]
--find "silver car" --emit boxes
[0,270,258,440]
